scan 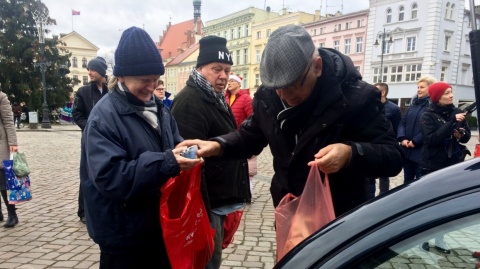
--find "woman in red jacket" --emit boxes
[226,74,256,192]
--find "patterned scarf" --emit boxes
[190,68,229,112]
[117,82,159,129]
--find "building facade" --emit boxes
[364,0,474,110]
[304,10,369,76]
[57,31,99,93]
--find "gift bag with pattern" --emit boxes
[3,159,32,204]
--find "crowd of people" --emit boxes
[1,23,477,268]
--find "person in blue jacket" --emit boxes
[80,26,200,269]
[154,79,173,109]
[397,76,436,184]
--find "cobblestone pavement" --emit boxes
[0,124,477,269]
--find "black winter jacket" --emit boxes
[216,48,403,217]
[420,103,471,172]
[73,82,109,130]
[171,78,251,209]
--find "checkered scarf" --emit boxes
[191,68,229,112]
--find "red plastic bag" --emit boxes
[474,144,480,157]
[275,165,335,262]
[160,163,215,269]
[222,210,243,249]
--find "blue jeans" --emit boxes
[205,212,225,269]
[403,159,421,184]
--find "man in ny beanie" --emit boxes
[72,56,108,225]
[178,25,403,234]
[80,26,201,269]
[171,35,251,269]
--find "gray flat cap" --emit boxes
[260,25,315,89]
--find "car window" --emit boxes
[357,213,480,268]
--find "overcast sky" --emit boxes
[40,0,369,57]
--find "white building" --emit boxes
[364,0,475,113]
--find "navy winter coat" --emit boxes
[80,87,183,255]
[397,96,429,163]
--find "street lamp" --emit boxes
[373,28,393,83]
[32,1,51,129]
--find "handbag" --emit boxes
[3,159,32,204]
[160,163,215,269]
[474,144,480,158]
[222,210,243,249]
[275,165,335,262]
[13,152,30,177]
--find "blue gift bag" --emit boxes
[3,159,32,204]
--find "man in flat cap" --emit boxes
[72,56,109,225]
[178,25,403,218]
[171,35,251,269]
[80,26,201,268]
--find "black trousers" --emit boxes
[77,185,84,218]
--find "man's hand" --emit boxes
[176,140,223,157]
[307,143,351,174]
[172,147,202,171]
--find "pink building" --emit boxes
[303,10,369,76]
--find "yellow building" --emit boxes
[250,9,319,91]
[56,31,99,93]
[204,7,280,90]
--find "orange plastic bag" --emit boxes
[474,144,480,157]
[275,165,335,262]
[160,163,215,269]
[222,210,243,249]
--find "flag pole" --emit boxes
[71,10,73,31]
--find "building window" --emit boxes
[243,73,248,88]
[345,22,351,30]
[445,3,450,19]
[333,40,340,50]
[372,67,388,83]
[238,26,242,38]
[320,27,324,34]
[82,57,87,68]
[255,74,260,87]
[390,65,403,82]
[224,31,228,39]
[256,49,261,63]
[83,76,88,85]
[405,64,422,82]
[444,35,451,51]
[313,29,317,36]
[411,3,418,19]
[440,66,448,81]
[73,75,78,81]
[450,4,455,20]
[407,37,416,51]
[386,8,392,23]
[244,48,248,64]
[72,57,78,68]
[266,29,271,38]
[319,43,325,48]
[382,39,391,54]
[236,50,241,65]
[231,29,234,40]
[256,31,262,39]
[245,24,249,36]
[344,39,351,54]
[356,37,363,53]
[399,6,405,21]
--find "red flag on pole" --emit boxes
[72,10,80,15]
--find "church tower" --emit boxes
[193,0,201,23]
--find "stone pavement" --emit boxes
[0,124,477,269]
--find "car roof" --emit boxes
[275,157,480,268]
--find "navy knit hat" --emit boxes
[87,57,107,77]
[113,26,164,76]
[196,36,233,67]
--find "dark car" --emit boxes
[275,157,480,269]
